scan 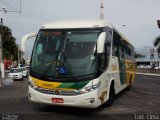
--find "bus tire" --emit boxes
[128,76,132,90]
[105,82,115,107]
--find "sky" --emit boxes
[0,0,160,58]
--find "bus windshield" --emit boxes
[31,29,101,80]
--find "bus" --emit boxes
[27,20,135,108]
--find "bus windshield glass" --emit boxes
[31,29,101,79]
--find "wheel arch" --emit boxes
[107,78,115,98]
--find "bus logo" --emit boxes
[55,90,60,95]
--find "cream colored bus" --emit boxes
[27,20,135,108]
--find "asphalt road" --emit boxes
[0,74,160,120]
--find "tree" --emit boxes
[0,25,18,60]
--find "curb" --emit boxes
[136,72,160,76]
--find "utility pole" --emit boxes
[100,0,104,20]
[0,0,22,86]
[157,20,160,29]
[0,18,5,78]
[18,44,20,67]
[0,0,22,78]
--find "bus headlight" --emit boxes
[79,82,100,94]
[28,80,37,89]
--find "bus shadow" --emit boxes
[33,104,103,116]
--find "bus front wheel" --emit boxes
[105,83,115,107]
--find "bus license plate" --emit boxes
[52,98,64,103]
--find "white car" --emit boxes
[137,65,144,69]
[19,67,28,77]
[8,68,23,80]
[143,65,151,69]
[155,66,160,70]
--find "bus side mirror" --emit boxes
[21,33,37,53]
[21,33,37,62]
[97,32,106,53]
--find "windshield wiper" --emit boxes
[61,36,77,79]
[63,52,74,76]
[40,50,59,78]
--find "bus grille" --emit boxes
[35,87,80,96]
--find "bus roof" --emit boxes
[41,20,114,29]
[41,19,134,47]
[114,29,134,47]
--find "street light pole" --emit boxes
[0,18,5,78]
[18,44,20,67]
[157,20,160,29]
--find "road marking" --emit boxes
[136,72,160,77]
[142,90,160,96]
[138,75,160,81]
[151,84,160,87]
[153,101,160,103]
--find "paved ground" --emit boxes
[136,69,160,75]
[0,74,160,120]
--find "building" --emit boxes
[136,47,160,67]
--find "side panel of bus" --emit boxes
[111,30,135,93]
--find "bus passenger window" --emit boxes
[112,45,118,56]
[112,31,120,57]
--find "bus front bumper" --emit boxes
[28,86,100,108]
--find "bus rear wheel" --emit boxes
[105,83,115,107]
[127,76,132,90]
